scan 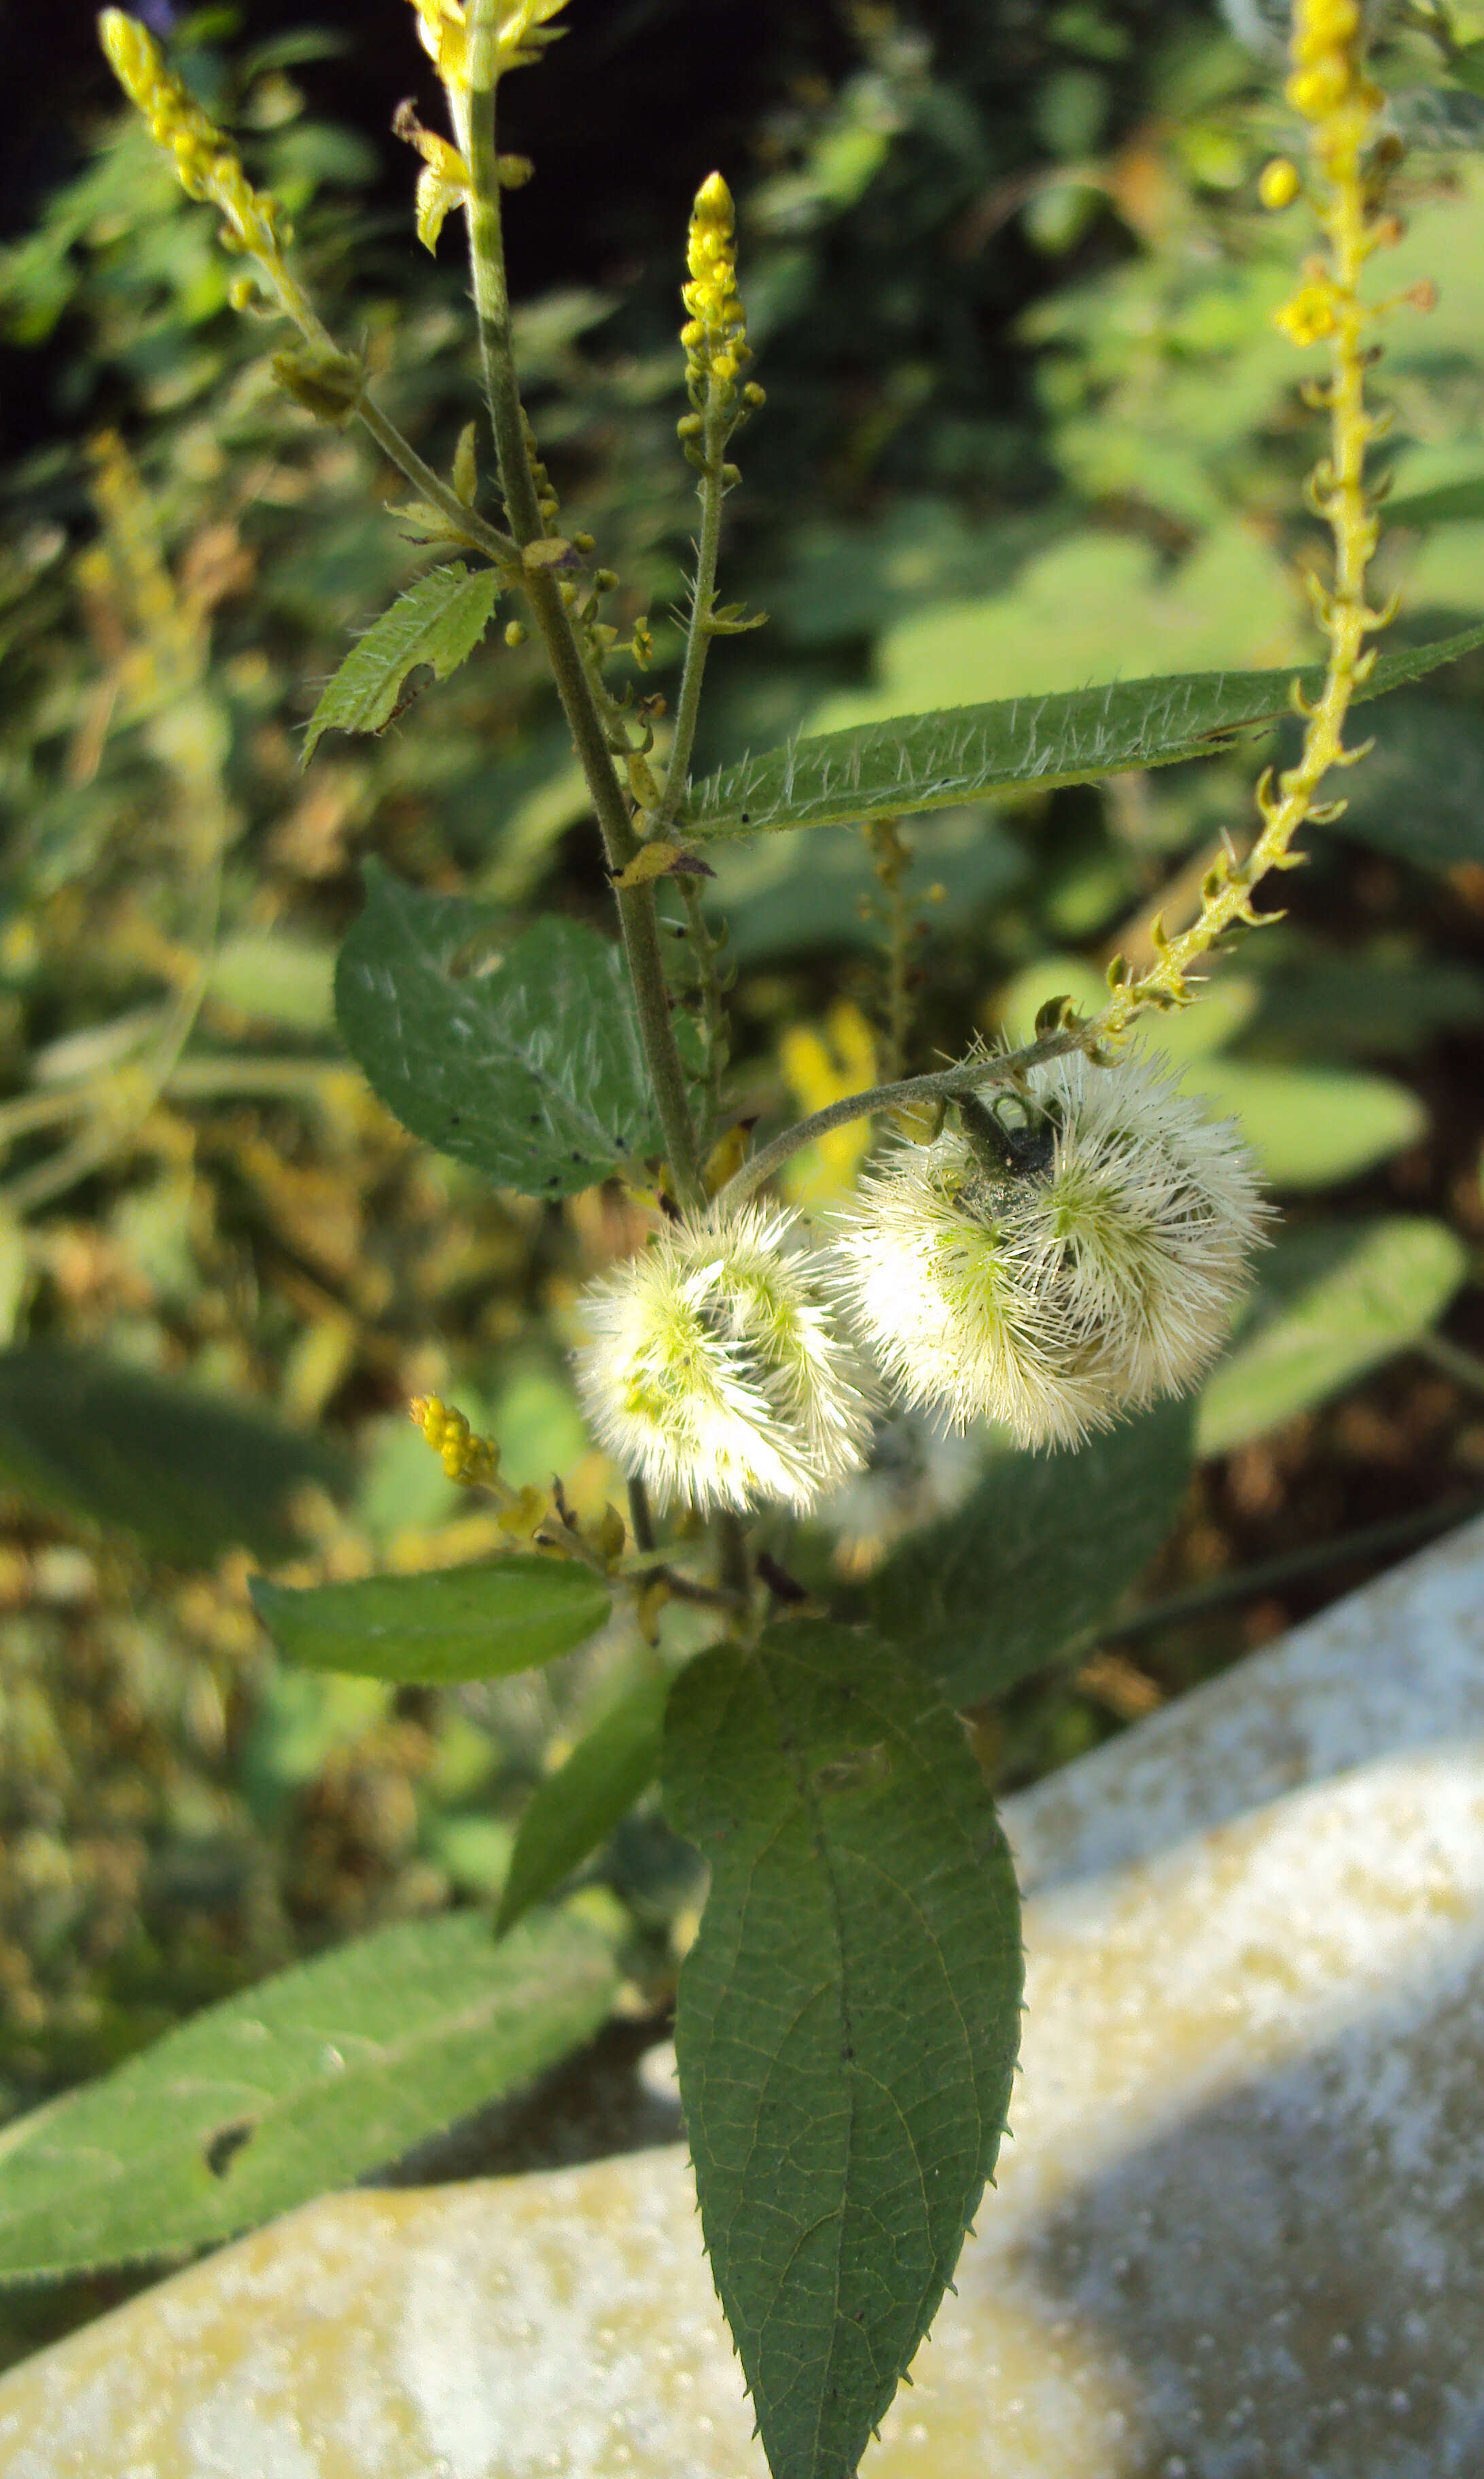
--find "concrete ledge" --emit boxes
[3,1517,1483,2478]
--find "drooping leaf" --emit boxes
[679,623,1484,840]
[1198,1217,1468,1455]
[251,1558,611,1683]
[0,1910,616,2282]
[0,1346,349,1566]
[334,863,683,1195]
[870,1397,1195,1710]
[496,1670,669,1934]
[302,562,501,760]
[665,1621,1023,2479]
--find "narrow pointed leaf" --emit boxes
[0,1909,616,2283]
[496,1670,669,1934]
[303,562,501,760]
[665,1621,1023,2479]
[870,1397,1194,1709]
[335,864,677,1195]
[251,1558,611,1683]
[679,623,1484,840]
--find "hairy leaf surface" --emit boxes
[680,624,1484,839]
[665,1621,1023,2479]
[870,1397,1194,1709]
[0,1346,349,1566]
[303,563,501,758]
[335,864,674,1194]
[497,1671,669,1933]
[251,1558,611,1682]
[0,1910,616,2281]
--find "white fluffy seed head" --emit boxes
[831,1047,1269,1449]
[572,1201,876,1514]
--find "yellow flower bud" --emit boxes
[1259,157,1301,210]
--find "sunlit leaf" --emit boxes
[680,624,1484,840]
[666,1621,1022,2479]
[1198,1217,1468,1454]
[0,1910,616,2281]
[303,563,501,760]
[1173,1058,1424,1189]
[251,1558,612,1683]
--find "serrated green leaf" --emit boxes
[665,1621,1022,2479]
[303,563,501,760]
[869,1397,1194,1710]
[679,624,1484,840]
[1198,1217,1468,1455]
[251,1558,612,1683]
[334,864,677,1196]
[0,1910,615,2283]
[497,1671,669,1934]
[0,1346,349,1566]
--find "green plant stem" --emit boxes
[461,2,702,1210]
[354,395,518,567]
[656,398,728,831]
[716,1511,752,1607]
[677,874,728,1148]
[627,1477,656,1555]
[714,1023,1090,1212]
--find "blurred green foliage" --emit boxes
[1,0,1483,2366]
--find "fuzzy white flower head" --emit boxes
[573,1202,874,1514]
[832,1046,1268,1449]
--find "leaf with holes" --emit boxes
[497,1670,669,1934]
[679,623,1484,840]
[335,863,681,1195]
[251,1558,612,1683]
[0,1910,616,2281]
[665,1621,1023,2479]
[870,1396,1194,1710]
[303,563,501,759]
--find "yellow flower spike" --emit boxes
[406,0,566,105]
[681,173,750,412]
[409,1394,500,1486]
[1104,0,1409,1038]
[99,11,296,286]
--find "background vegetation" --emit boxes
[3,0,1484,2369]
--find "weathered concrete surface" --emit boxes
[3,1517,1484,2478]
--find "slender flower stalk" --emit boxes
[453,0,705,1208]
[1102,0,1404,1028]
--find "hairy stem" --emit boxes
[461,1,703,1208]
